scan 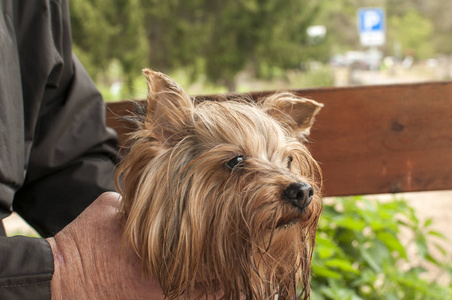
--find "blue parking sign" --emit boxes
[357,7,385,46]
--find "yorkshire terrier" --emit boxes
[115,69,323,300]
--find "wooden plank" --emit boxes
[106,81,452,197]
[106,101,138,147]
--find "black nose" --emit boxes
[283,182,314,210]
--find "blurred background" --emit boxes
[69,0,452,101]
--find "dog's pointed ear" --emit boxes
[262,92,323,139]
[142,69,193,143]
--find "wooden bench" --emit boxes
[106,81,452,197]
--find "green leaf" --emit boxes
[360,248,382,273]
[333,217,366,232]
[396,219,411,228]
[385,293,400,300]
[325,259,360,274]
[312,265,342,279]
[415,235,429,259]
[424,218,434,228]
[428,230,447,240]
[369,220,387,231]
[310,289,325,300]
[376,231,407,259]
[425,253,440,266]
[315,237,340,259]
[433,243,448,256]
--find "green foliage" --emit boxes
[388,10,435,59]
[70,0,118,76]
[317,0,442,59]
[70,0,149,94]
[316,0,361,53]
[312,196,451,300]
[69,0,452,95]
[70,0,327,93]
[291,65,334,88]
[139,0,326,90]
[424,1,452,54]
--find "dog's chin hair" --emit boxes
[115,70,323,300]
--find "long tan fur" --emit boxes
[115,69,323,299]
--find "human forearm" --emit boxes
[46,235,87,300]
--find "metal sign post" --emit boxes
[357,7,386,71]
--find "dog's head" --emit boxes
[116,69,323,299]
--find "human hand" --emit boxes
[46,192,166,300]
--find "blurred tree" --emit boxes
[108,0,149,93]
[423,0,452,55]
[138,0,324,91]
[250,0,323,76]
[386,0,418,17]
[315,0,360,53]
[138,0,211,80]
[70,0,118,76]
[70,0,149,96]
[388,10,434,59]
[71,0,324,92]
[203,0,322,90]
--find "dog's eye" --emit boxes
[226,155,244,169]
[287,155,293,169]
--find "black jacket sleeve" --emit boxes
[10,0,118,238]
[0,236,54,300]
[0,0,118,299]
[12,54,118,237]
